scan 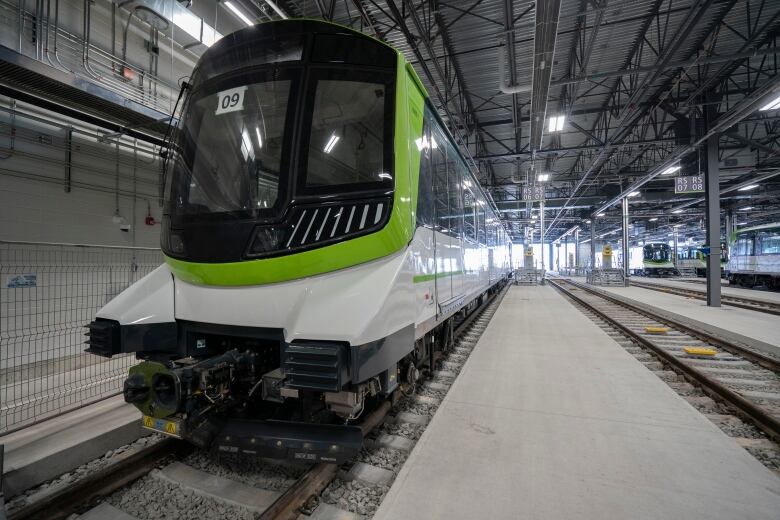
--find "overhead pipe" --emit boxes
[498,45,531,94]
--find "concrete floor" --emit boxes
[373,285,780,520]
[596,283,780,349]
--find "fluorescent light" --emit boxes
[737,222,747,225]
[628,191,640,197]
[537,173,550,182]
[255,127,263,149]
[548,115,565,132]
[531,215,537,220]
[324,134,340,154]
[585,219,591,224]
[649,217,658,221]
[738,206,753,211]
[596,212,605,217]
[738,184,759,191]
[378,173,392,180]
[672,209,683,214]
[760,94,780,111]
[660,165,681,175]
[224,1,254,26]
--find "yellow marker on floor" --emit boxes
[684,347,717,357]
[644,326,669,334]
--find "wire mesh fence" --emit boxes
[0,241,162,434]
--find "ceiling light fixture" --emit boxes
[537,173,550,182]
[660,165,681,176]
[672,209,683,214]
[760,93,780,111]
[548,115,565,132]
[738,206,753,211]
[224,1,254,26]
[628,191,640,197]
[649,217,658,221]
[596,212,605,217]
[737,184,759,191]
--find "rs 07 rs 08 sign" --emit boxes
[674,175,704,194]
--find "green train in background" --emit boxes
[86,19,512,462]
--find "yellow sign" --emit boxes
[525,247,533,257]
[142,415,180,437]
[603,245,613,256]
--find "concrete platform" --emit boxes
[634,276,780,304]
[1,395,144,496]
[373,285,780,520]
[596,282,780,350]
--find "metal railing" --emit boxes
[0,241,162,434]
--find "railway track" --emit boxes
[630,279,780,316]
[548,278,780,446]
[8,285,508,520]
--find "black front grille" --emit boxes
[281,343,343,392]
[246,197,391,258]
[84,319,121,357]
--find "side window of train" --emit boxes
[431,127,450,236]
[444,140,463,239]
[476,194,486,245]
[463,186,476,241]
[760,231,780,255]
[415,120,434,228]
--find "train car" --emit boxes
[676,241,728,277]
[84,20,511,463]
[642,243,678,277]
[726,223,780,289]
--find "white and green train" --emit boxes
[726,223,780,289]
[86,20,512,462]
[642,243,678,277]
[676,241,728,277]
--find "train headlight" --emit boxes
[247,226,283,255]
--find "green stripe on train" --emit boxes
[413,270,465,283]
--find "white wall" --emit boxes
[0,97,163,247]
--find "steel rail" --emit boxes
[8,439,192,520]
[548,278,780,443]
[629,280,780,317]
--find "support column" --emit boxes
[590,219,596,269]
[574,229,580,272]
[705,133,721,307]
[540,201,545,274]
[621,197,630,286]
[673,228,679,269]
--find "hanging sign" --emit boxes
[522,186,546,201]
[674,175,705,194]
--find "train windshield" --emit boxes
[168,71,298,219]
[643,244,670,261]
[166,70,393,221]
